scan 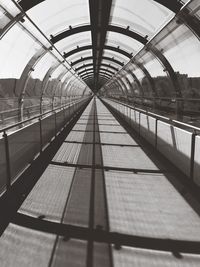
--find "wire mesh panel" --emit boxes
[55,109,65,131]
[53,143,82,164]
[0,136,7,193]
[102,145,158,170]
[100,132,137,145]
[8,122,40,183]
[51,238,87,267]
[65,130,85,142]
[105,170,200,240]
[157,121,192,178]
[0,224,56,267]
[63,106,71,120]
[112,245,200,267]
[63,168,92,227]
[19,165,75,222]
[140,113,156,145]
[41,113,56,146]
[194,135,200,185]
[130,109,140,132]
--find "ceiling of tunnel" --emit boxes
[13,0,188,92]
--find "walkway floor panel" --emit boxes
[63,168,92,227]
[93,242,112,267]
[100,132,138,146]
[112,246,200,267]
[105,170,200,240]
[51,238,87,267]
[19,165,75,222]
[53,143,82,164]
[73,123,92,131]
[2,98,200,266]
[94,169,108,230]
[65,130,85,143]
[99,124,127,133]
[77,144,93,165]
[102,145,158,170]
[0,224,55,267]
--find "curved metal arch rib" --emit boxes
[79,72,114,82]
[83,75,110,83]
[78,67,115,76]
[75,63,118,72]
[71,56,124,67]
[19,0,183,14]
[83,77,111,86]
[81,71,112,79]
[63,45,132,59]
[50,25,147,45]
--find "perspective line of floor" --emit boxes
[0,98,200,267]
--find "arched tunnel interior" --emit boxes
[1,0,200,266]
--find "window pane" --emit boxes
[55,31,91,52]
[135,51,174,97]
[106,31,143,55]
[152,21,200,97]
[26,0,90,36]
[110,0,173,38]
[0,24,41,78]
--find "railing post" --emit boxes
[138,112,141,137]
[40,96,43,115]
[63,107,66,125]
[52,96,54,111]
[39,118,43,153]
[175,98,183,121]
[3,131,11,190]
[1,113,4,128]
[54,111,57,137]
[18,97,24,123]
[190,130,196,181]
[155,118,158,149]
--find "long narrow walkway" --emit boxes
[0,98,200,266]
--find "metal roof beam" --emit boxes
[71,56,124,67]
[88,0,113,91]
[19,0,183,15]
[50,24,147,45]
[63,45,132,59]
[81,71,112,79]
[75,63,118,72]
[78,67,115,76]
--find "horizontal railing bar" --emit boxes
[0,98,86,133]
[108,98,200,132]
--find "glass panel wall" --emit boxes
[102,1,200,124]
[26,0,90,35]
[110,0,173,38]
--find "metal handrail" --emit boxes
[0,98,85,133]
[106,98,200,132]
[127,96,200,102]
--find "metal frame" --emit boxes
[78,67,115,77]
[63,44,132,59]
[71,56,124,67]
[50,24,147,45]
[19,0,183,13]
[81,71,112,80]
[51,24,182,96]
[82,73,112,81]
[75,63,118,72]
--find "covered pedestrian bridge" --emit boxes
[0,0,200,266]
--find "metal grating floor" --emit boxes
[1,98,200,266]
